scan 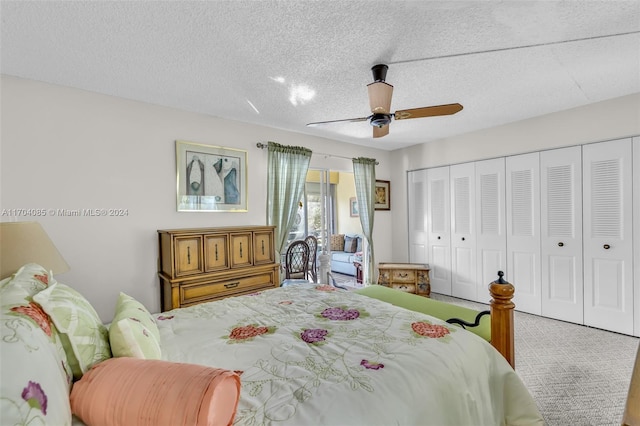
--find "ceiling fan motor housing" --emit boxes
[370,113,392,127]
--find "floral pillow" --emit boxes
[33,283,111,380]
[0,263,53,307]
[109,293,161,359]
[1,272,72,425]
[330,234,345,251]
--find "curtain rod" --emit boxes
[256,142,378,165]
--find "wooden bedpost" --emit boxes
[489,271,515,369]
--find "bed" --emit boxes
[1,263,543,426]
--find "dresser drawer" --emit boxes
[180,272,275,305]
[392,269,416,283]
[174,236,203,276]
[391,283,417,293]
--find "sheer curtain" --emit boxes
[266,141,312,263]
[352,157,377,284]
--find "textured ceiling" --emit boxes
[2,1,639,151]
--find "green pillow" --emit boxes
[109,292,161,359]
[33,283,111,379]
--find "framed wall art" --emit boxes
[374,180,390,211]
[349,197,359,217]
[176,140,248,212]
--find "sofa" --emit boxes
[329,233,363,276]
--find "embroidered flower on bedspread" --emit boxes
[10,302,52,337]
[315,285,336,292]
[156,315,174,320]
[227,324,275,342]
[411,322,451,338]
[321,307,360,321]
[300,328,328,344]
[279,300,293,305]
[22,381,48,415]
[360,359,384,370]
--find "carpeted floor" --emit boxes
[431,293,639,426]
[331,273,640,425]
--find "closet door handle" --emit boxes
[437,236,441,240]
[603,244,610,250]
[558,242,564,247]
[461,237,465,241]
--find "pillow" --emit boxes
[0,263,54,306]
[344,236,358,253]
[70,357,241,426]
[109,293,161,359]
[330,234,345,251]
[33,282,111,380]
[1,304,72,425]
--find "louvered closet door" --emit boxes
[408,169,428,264]
[450,162,477,301]
[540,146,583,324]
[583,138,633,335]
[426,166,452,295]
[506,152,541,315]
[475,158,506,304]
[634,137,640,337]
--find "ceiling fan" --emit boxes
[307,64,463,138]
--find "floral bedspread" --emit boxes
[157,284,543,426]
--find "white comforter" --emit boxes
[157,284,543,426]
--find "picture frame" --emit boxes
[349,197,359,217]
[374,180,391,211]
[176,140,248,212]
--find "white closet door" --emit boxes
[540,146,583,324]
[583,138,633,335]
[634,137,640,337]
[475,158,506,304]
[426,166,452,295]
[506,152,541,315]
[450,162,477,301]
[408,169,428,264]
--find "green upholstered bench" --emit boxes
[355,285,491,342]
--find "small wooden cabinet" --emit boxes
[377,263,430,297]
[158,226,279,310]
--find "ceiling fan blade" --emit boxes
[367,81,393,114]
[306,116,369,127]
[394,103,463,120]
[373,125,389,138]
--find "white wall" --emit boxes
[0,76,392,321]
[390,93,640,265]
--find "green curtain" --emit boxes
[352,157,377,284]
[266,141,312,262]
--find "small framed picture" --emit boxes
[349,197,359,217]
[176,140,248,212]
[375,180,390,211]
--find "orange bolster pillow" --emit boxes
[70,357,241,426]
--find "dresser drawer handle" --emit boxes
[187,246,191,264]
[399,273,408,278]
[224,282,239,289]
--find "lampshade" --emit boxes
[0,221,70,279]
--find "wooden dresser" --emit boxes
[158,226,279,311]
[377,263,431,297]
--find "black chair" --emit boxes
[304,235,318,283]
[283,240,310,282]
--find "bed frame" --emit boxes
[356,271,516,368]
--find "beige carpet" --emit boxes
[431,293,639,426]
